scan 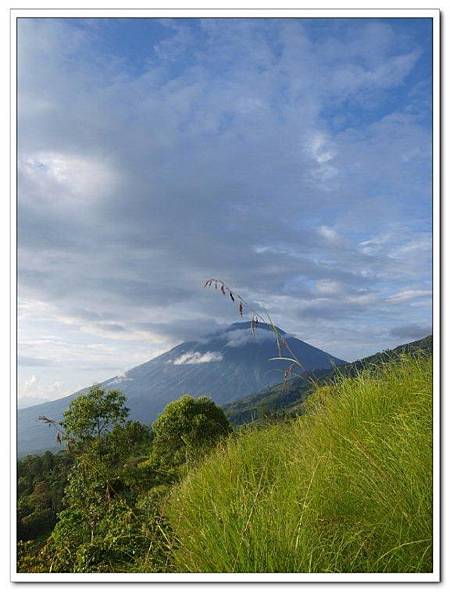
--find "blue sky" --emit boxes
[18,17,433,406]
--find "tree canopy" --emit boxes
[18,390,232,573]
[62,386,129,447]
[149,395,232,469]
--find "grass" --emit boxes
[166,354,433,573]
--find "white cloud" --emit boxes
[307,132,336,165]
[19,375,68,404]
[389,239,432,258]
[224,328,274,347]
[105,373,132,387]
[315,280,344,296]
[172,351,223,365]
[318,226,347,248]
[19,151,118,205]
[386,289,432,304]
[358,233,393,256]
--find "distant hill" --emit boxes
[18,321,345,455]
[224,335,433,425]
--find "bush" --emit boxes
[148,395,232,475]
[167,355,432,573]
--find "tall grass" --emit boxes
[166,354,432,573]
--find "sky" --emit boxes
[17,17,433,407]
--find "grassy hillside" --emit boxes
[224,335,432,425]
[167,354,432,573]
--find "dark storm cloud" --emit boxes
[297,300,372,322]
[389,325,432,340]
[132,319,223,342]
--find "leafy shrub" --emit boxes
[146,395,232,479]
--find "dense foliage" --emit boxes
[17,389,231,573]
[147,395,232,476]
[17,339,433,574]
[62,386,130,448]
[17,451,73,541]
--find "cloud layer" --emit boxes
[17,18,433,404]
[172,351,223,365]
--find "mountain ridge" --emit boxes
[18,321,345,455]
[223,334,433,425]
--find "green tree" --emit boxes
[148,395,232,475]
[21,391,230,572]
[62,386,129,449]
[37,388,159,572]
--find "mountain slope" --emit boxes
[223,334,433,425]
[18,322,345,455]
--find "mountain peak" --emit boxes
[225,321,286,335]
[18,322,345,455]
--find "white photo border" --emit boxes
[10,7,441,583]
